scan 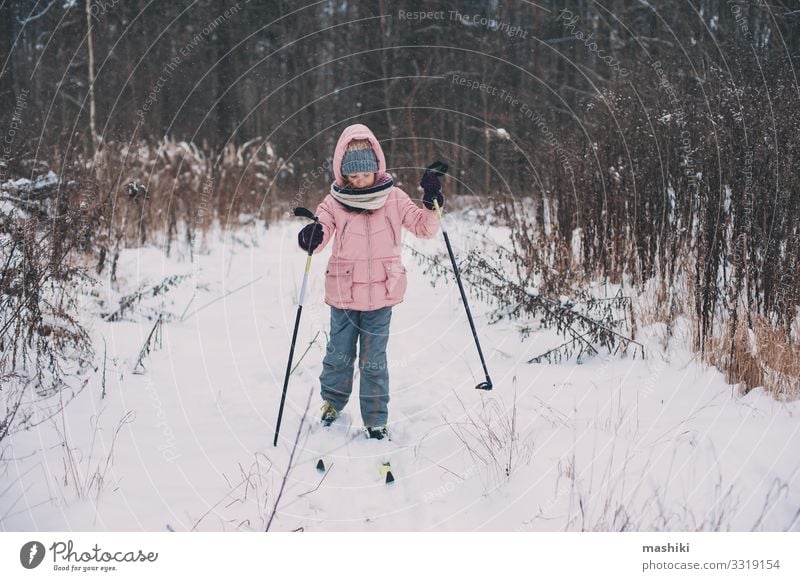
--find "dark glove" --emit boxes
[420,170,444,210]
[298,223,323,252]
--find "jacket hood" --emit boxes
[332,123,387,187]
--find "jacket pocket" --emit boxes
[383,259,407,301]
[325,261,354,304]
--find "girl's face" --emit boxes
[345,172,376,189]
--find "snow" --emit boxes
[2,170,59,193]
[1,216,798,532]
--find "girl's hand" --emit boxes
[298,223,323,251]
[420,170,444,210]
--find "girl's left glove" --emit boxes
[420,170,444,210]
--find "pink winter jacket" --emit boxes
[311,124,440,311]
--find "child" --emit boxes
[297,123,445,440]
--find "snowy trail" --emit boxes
[1,216,799,532]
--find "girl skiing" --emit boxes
[297,123,445,439]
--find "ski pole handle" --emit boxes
[432,198,447,233]
[425,160,448,229]
[297,220,319,306]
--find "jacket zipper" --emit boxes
[366,212,372,308]
[385,215,397,246]
[339,219,349,253]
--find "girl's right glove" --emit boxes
[298,223,323,252]
[420,169,444,210]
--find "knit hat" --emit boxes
[341,142,378,175]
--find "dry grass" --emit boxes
[704,314,800,400]
[632,256,798,401]
[50,397,135,511]
[442,381,535,492]
[1,136,297,446]
[85,136,292,257]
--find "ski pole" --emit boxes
[427,161,493,391]
[274,207,320,446]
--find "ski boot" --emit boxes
[320,402,338,427]
[366,426,388,440]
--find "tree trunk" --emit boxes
[85,0,98,161]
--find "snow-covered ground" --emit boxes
[1,213,798,532]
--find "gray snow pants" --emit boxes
[319,306,392,427]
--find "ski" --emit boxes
[380,462,395,484]
[312,424,395,483]
[314,458,395,484]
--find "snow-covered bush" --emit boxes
[1,174,98,443]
